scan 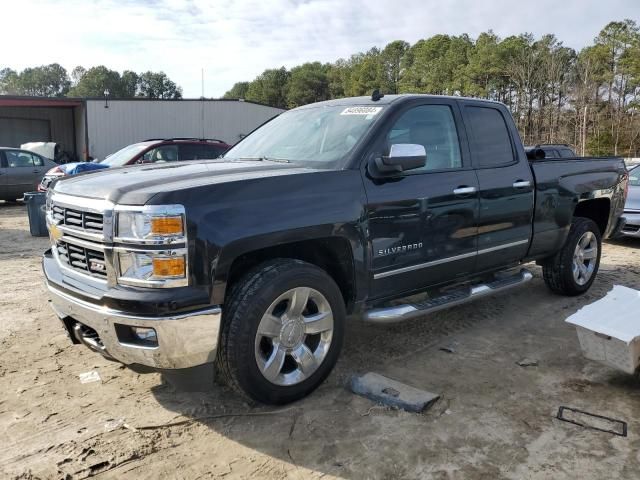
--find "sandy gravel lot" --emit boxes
[1,200,640,479]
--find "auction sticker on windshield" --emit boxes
[340,106,383,116]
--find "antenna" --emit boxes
[201,68,204,99]
[371,89,384,101]
[201,68,205,139]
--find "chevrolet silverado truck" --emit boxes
[43,94,628,404]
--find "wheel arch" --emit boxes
[573,197,610,235]
[213,233,360,313]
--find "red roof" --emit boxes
[0,96,82,107]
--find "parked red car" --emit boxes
[39,138,230,191]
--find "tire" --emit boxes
[216,259,345,404]
[542,217,602,296]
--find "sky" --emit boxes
[2,0,639,97]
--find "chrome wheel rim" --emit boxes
[254,287,334,386]
[573,231,598,286]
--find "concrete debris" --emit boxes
[350,372,440,413]
[516,358,538,367]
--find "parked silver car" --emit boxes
[0,147,57,201]
[620,164,640,238]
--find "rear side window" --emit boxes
[466,107,514,167]
[180,144,226,160]
[559,148,575,158]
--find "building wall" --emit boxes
[0,106,76,155]
[74,104,86,160]
[85,100,283,160]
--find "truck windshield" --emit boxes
[224,105,384,167]
[100,144,149,167]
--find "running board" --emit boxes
[363,268,533,324]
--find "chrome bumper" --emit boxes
[618,213,640,238]
[47,284,222,369]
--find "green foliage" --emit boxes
[68,66,124,97]
[223,19,640,156]
[0,63,69,96]
[287,62,330,107]
[137,71,182,99]
[0,64,182,99]
[222,81,250,99]
[245,67,290,108]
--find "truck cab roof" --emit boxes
[297,94,504,109]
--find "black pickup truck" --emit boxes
[43,94,628,404]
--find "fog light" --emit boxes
[131,327,158,346]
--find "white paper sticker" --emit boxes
[79,370,102,384]
[340,106,382,116]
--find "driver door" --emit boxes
[363,100,480,300]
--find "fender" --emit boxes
[210,223,367,306]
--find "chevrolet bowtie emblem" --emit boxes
[49,223,63,243]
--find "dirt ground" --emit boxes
[1,200,640,480]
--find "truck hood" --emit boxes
[53,160,316,205]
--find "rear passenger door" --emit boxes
[461,101,534,272]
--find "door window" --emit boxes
[179,144,226,160]
[142,145,179,163]
[466,107,515,167]
[387,105,462,173]
[5,151,38,167]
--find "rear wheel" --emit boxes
[217,259,345,404]
[542,217,602,296]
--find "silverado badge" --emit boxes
[377,242,423,257]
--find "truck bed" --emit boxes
[527,156,627,258]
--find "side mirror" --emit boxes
[373,144,426,175]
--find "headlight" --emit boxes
[117,250,188,287]
[116,205,185,244]
[115,204,188,288]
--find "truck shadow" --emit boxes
[606,238,640,249]
[148,273,554,478]
[148,266,635,477]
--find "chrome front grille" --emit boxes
[55,240,107,278]
[51,204,104,234]
[48,193,114,283]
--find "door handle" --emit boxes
[453,186,477,195]
[512,180,531,189]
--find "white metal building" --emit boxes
[0,96,284,161]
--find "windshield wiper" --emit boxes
[237,156,290,163]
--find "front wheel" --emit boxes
[216,259,345,404]
[542,217,602,296]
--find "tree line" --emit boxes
[0,64,182,99]
[224,19,640,157]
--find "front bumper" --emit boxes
[47,283,222,370]
[618,213,640,238]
